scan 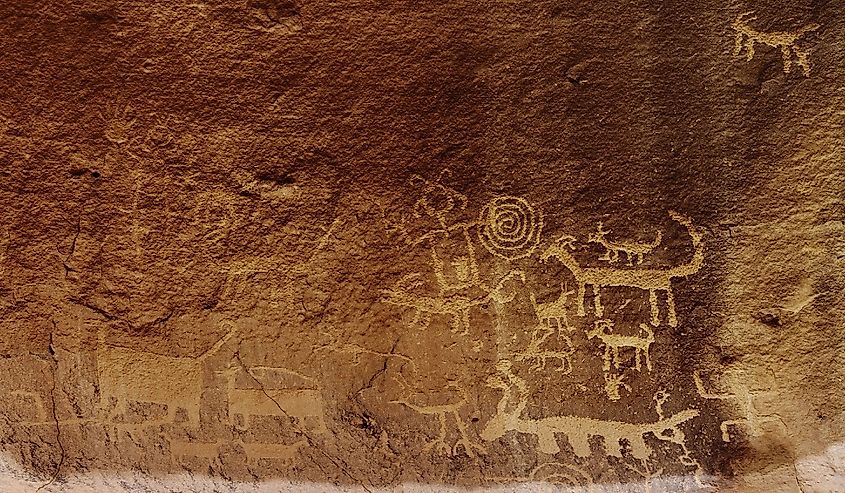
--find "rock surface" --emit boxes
[0,0,843,491]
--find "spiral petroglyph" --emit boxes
[477,196,543,261]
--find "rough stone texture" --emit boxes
[1,0,843,491]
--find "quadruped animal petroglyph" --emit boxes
[541,211,703,327]
[732,12,820,76]
[588,222,662,266]
[587,320,655,373]
[480,361,699,461]
[391,378,486,458]
[96,320,237,427]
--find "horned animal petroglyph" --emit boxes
[694,370,787,442]
[511,326,574,374]
[541,211,703,327]
[97,320,236,427]
[588,222,662,266]
[732,12,819,76]
[391,379,486,458]
[218,365,328,434]
[530,284,575,334]
[381,270,524,335]
[480,361,699,460]
[587,320,655,373]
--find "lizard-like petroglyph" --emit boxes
[541,211,703,326]
[480,361,699,460]
[732,12,819,76]
[588,221,662,266]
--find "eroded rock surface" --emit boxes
[1,0,843,491]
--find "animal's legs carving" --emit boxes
[576,283,587,316]
[649,289,660,326]
[593,287,603,317]
[666,288,677,327]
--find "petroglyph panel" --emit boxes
[1,1,842,490]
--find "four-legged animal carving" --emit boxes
[480,360,699,460]
[541,211,703,327]
[588,222,662,266]
[732,12,820,77]
[587,320,655,372]
[529,284,575,334]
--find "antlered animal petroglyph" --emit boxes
[478,196,543,261]
[480,361,699,460]
[587,320,655,373]
[97,320,236,427]
[694,370,787,442]
[588,222,662,266]
[732,12,820,77]
[541,211,703,327]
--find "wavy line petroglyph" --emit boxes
[478,196,543,261]
[588,222,662,266]
[541,211,703,327]
[391,378,486,458]
[694,370,787,442]
[732,12,819,77]
[96,320,237,427]
[480,361,699,461]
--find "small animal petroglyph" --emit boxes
[511,326,574,374]
[588,222,662,266]
[96,320,237,427]
[530,284,575,334]
[239,439,307,466]
[480,361,699,460]
[381,270,524,335]
[391,380,486,458]
[732,12,820,77]
[541,211,703,327]
[9,390,48,424]
[587,320,655,373]
[478,196,543,261]
[218,364,328,434]
[694,370,787,442]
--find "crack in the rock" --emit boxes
[233,352,374,493]
[36,329,66,492]
[60,212,83,279]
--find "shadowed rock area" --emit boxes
[0,0,843,491]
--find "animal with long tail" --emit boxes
[540,211,703,327]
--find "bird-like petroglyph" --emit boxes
[480,361,699,460]
[732,12,820,76]
[588,222,662,266]
[694,370,787,442]
[541,211,703,327]
[96,320,237,427]
[478,196,543,261]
